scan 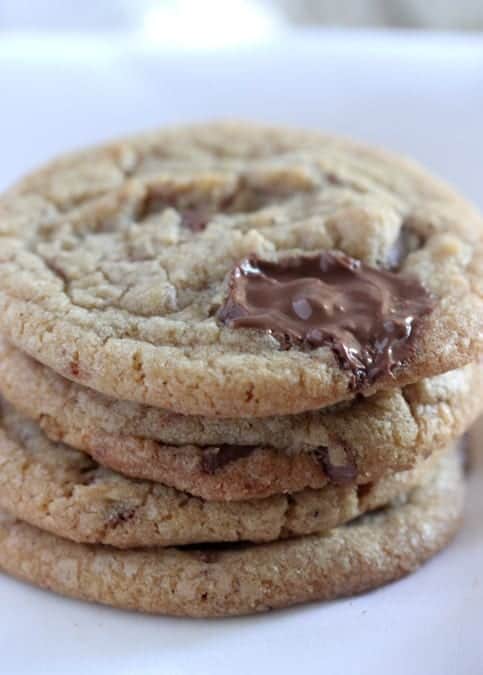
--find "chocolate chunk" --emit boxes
[313,444,357,484]
[217,250,434,388]
[200,444,256,474]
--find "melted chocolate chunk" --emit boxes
[217,250,434,388]
[200,445,256,474]
[313,445,357,484]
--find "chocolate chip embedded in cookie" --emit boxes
[0,122,481,416]
[217,251,434,390]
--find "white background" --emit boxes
[0,31,482,675]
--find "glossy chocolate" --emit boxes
[218,250,434,388]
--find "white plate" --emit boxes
[0,30,482,675]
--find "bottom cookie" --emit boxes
[0,451,463,617]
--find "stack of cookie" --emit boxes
[0,123,481,617]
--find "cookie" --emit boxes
[0,340,480,499]
[0,398,446,548]
[0,449,463,616]
[0,122,481,417]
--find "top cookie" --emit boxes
[0,122,482,417]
